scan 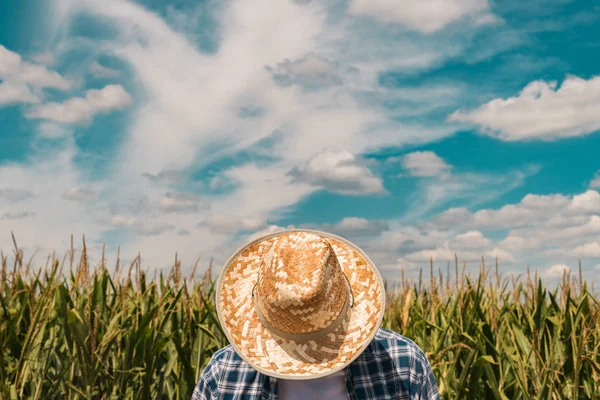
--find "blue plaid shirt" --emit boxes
[192,328,439,400]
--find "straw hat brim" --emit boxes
[215,229,386,380]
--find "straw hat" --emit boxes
[216,229,385,380]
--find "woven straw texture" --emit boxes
[216,230,385,379]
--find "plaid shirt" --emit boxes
[192,328,439,400]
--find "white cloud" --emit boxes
[0,45,71,90]
[569,190,600,214]
[0,144,109,259]
[89,61,120,78]
[2,211,37,220]
[542,264,571,278]
[30,50,56,65]
[0,0,535,274]
[0,45,71,106]
[109,214,175,237]
[487,247,515,263]
[433,191,573,230]
[425,191,600,260]
[448,230,491,250]
[409,166,538,222]
[347,0,497,34]
[571,242,600,258]
[63,187,98,201]
[320,217,389,237]
[400,245,512,266]
[142,170,185,183]
[0,188,34,201]
[0,81,39,106]
[341,187,598,281]
[449,75,600,141]
[287,148,385,195]
[380,228,515,271]
[159,193,206,213]
[201,215,266,234]
[135,222,175,236]
[417,189,600,273]
[243,224,292,243]
[266,53,359,88]
[110,214,137,228]
[26,84,132,124]
[398,151,452,177]
[48,0,463,183]
[37,122,72,139]
[590,171,600,189]
[26,0,494,276]
[215,164,313,221]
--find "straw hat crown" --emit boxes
[254,232,349,336]
[217,229,385,378]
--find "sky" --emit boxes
[1,0,600,284]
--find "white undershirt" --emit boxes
[277,369,348,400]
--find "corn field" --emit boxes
[1,238,599,399]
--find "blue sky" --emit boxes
[1,0,600,283]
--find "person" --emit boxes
[192,229,439,400]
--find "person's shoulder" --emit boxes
[209,345,239,362]
[202,344,257,379]
[367,329,439,398]
[370,328,429,363]
[205,344,249,370]
[194,346,253,399]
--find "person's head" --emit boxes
[215,229,385,380]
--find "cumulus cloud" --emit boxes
[381,228,515,270]
[542,264,571,278]
[351,188,600,279]
[26,84,132,124]
[569,190,600,213]
[63,187,97,201]
[414,189,600,274]
[287,148,385,195]
[448,230,491,250]
[432,191,576,230]
[201,215,266,234]
[159,193,207,213]
[397,151,452,177]
[244,224,291,243]
[399,245,514,267]
[89,61,120,78]
[0,45,72,92]
[0,188,34,201]
[0,81,39,106]
[347,0,498,33]
[449,75,600,141]
[571,242,600,258]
